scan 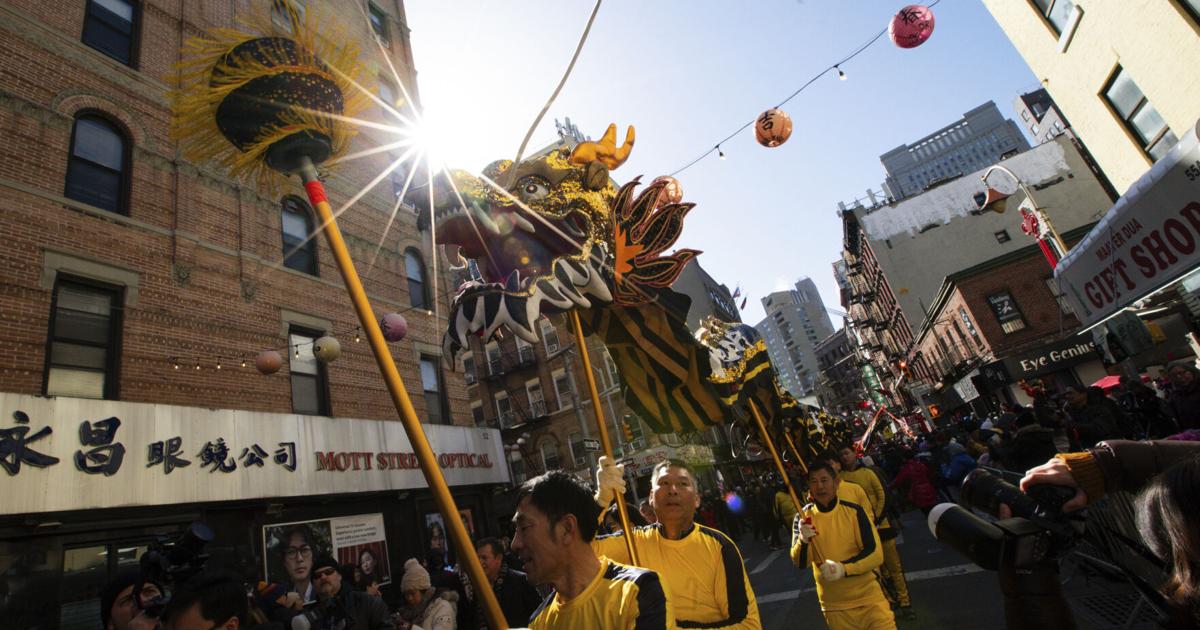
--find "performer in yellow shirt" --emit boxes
[791,461,895,630]
[511,470,674,630]
[593,457,762,629]
[839,446,912,618]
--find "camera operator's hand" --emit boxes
[1020,458,1088,512]
[593,456,627,508]
[797,517,819,544]
[819,559,845,582]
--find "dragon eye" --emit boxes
[516,176,550,202]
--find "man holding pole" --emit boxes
[593,457,762,629]
[839,445,912,618]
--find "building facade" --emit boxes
[0,1,511,625]
[880,101,1031,201]
[854,136,1115,336]
[1015,88,1071,145]
[755,278,836,398]
[814,327,862,413]
[982,0,1200,193]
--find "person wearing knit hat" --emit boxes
[396,558,457,630]
[310,556,392,630]
[100,569,163,630]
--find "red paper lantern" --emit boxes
[380,312,408,342]
[889,5,935,49]
[255,350,283,375]
[754,108,793,148]
[651,176,683,206]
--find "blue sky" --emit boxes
[404,0,1039,325]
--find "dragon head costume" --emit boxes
[427,124,838,459]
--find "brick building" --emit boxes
[0,1,507,624]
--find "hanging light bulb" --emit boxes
[295,347,301,358]
[355,329,361,343]
[717,145,726,160]
[837,65,847,81]
[194,362,201,370]
[216,362,222,370]
[241,359,247,368]
[173,362,180,370]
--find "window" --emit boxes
[485,342,501,375]
[420,355,446,424]
[552,369,573,410]
[1180,0,1200,24]
[44,277,122,399]
[994,230,1011,244]
[462,353,477,385]
[496,393,513,428]
[540,440,560,471]
[470,402,484,427]
[65,114,129,214]
[368,2,390,44]
[570,432,587,467]
[55,540,152,628]
[540,318,560,353]
[82,0,137,65]
[526,379,546,417]
[281,197,318,275]
[1031,0,1075,34]
[986,292,1028,334]
[404,249,428,309]
[378,75,397,108]
[517,337,535,364]
[289,326,330,415]
[1103,67,1179,161]
[508,449,526,484]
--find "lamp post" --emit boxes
[978,164,1070,267]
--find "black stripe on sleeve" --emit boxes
[680,527,751,628]
[840,500,877,567]
[632,570,669,630]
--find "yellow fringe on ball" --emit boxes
[170,2,372,192]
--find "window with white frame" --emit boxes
[517,336,535,364]
[462,352,476,385]
[509,448,526,484]
[540,439,560,471]
[526,379,547,417]
[495,392,513,428]
[540,318,560,353]
[552,368,573,410]
[485,341,501,375]
[569,432,587,467]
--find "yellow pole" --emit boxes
[748,399,803,514]
[569,310,640,565]
[781,426,809,476]
[298,163,507,630]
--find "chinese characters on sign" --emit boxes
[1,410,298,477]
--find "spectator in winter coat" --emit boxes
[889,454,938,515]
[1167,364,1200,430]
[1063,386,1124,448]
[396,558,456,630]
[941,448,977,486]
[1002,410,1059,475]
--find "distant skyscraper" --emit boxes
[1014,88,1069,145]
[755,278,836,398]
[880,101,1030,200]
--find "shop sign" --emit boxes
[1000,334,1098,380]
[264,513,391,601]
[0,393,507,516]
[953,370,980,402]
[1056,120,1200,327]
[582,438,601,452]
[623,445,678,476]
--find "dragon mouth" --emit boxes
[434,202,611,358]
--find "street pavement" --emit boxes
[736,509,1160,630]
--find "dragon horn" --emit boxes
[569,123,636,170]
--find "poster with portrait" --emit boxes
[263,513,391,601]
[424,512,448,567]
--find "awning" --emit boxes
[1055,118,1200,328]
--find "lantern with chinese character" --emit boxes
[889,5,935,49]
[651,176,683,207]
[754,108,793,148]
[313,335,341,363]
[255,350,283,375]
[380,312,408,342]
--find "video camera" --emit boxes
[928,469,1080,570]
[138,521,215,617]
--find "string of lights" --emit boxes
[668,0,940,178]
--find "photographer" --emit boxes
[1020,439,1200,512]
[306,557,391,630]
[159,571,246,630]
[101,570,165,630]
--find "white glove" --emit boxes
[820,559,846,582]
[593,456,627,508]
[796,517,818,544]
